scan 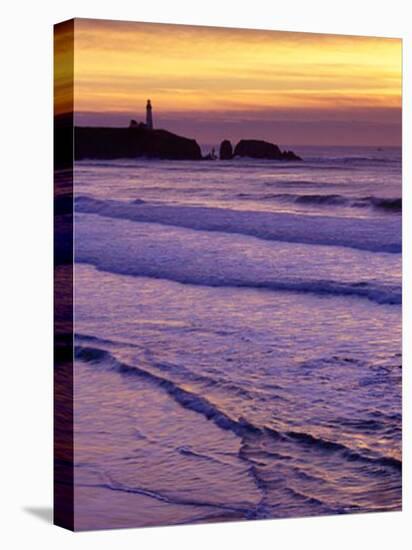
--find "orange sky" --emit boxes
[55,18,402,146]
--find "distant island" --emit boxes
[73,100,302,162]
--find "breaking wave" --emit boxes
[75,344,402,473]
[236,193,402,212]
[75,196,401,253]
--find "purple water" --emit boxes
[72,146,402,530]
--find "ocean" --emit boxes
[72,145,402,530]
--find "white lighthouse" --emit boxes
[146,99,153,130]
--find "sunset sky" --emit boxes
[58,18,402,146]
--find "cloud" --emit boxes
[70,18,402,146]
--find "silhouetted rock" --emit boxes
[75,126,202,160]
[282,149,302,161]
[219,140,233,160]
[233,139,301,161]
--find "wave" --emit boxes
[75,345,262,438]
[81,471,252,517]
[76,154,400,167]
[75,206,401,305]
[366,197,402,212]
[295,194,354,206]
[296,195,401,212]
[236,192,349,205]
[236,193,402,212]
[279,429,401,471]
[341,156,399,164]
[349,157,397,164]
[75,196,401,253]
[81,263,401,304]
[75,345,402,474]
[303,155,401,165]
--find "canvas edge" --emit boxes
[53,18,75,532]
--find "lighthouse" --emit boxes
[146,99,153,130]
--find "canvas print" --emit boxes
[54,18,402,531]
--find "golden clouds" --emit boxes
[54,20,74,116]
[68,18,401,116]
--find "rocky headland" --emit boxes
[71,121,301,161]
[75,126,202,161]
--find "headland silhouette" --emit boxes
[71,100,302,161]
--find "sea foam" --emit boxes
[75,196,401,253]
[75,211,401,305]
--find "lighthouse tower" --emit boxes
[146,99,153,130]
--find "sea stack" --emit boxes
[219,140,233,160]
[233,139,301,161]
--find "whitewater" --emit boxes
[72,145,402,529]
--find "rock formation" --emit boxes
[219,140,233,160]
[233,139,301,161]
[75,125,202,160]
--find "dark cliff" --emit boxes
[233,139,301,161]
[74,126,202,160]
[219,140,233,160]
